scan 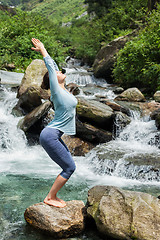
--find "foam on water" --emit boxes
[1,68,160,240]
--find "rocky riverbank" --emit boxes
[24,185,160,240]
[12,58,160,156]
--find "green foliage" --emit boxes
[0,10,69,71]
[64,0,147,64]
[84,0,112,17]
[0,0,148,72]
[113,4,160,94]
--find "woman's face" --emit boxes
[56,71,66,84]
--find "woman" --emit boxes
[31,38,78,208]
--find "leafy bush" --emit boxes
[0,10,69,71]
[113,5,160,94]
[0,0,148,71]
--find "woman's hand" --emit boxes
[31,38,48,57]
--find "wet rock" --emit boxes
[12,87,42,116]
[76,97,114,130]
[76,119,112,144]
[17,101,52,132]
[115,87,145,102]
[17,59,47,97]
[87,185,160,240]
[93,30,137,80]
[154,91,160,102]
[141,101,160,116]
[103,100,129,115]
[114,100,142,115]
[151,108,160,130]
[66,83,80,95]
[113,86,124,94]
[61,135,94,156]
[24,200,86,238]
[0,70,24,86]
[113,112,131,136]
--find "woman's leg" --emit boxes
[44,174,67,207]
[39,127,76,207]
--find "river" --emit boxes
[0,60,160,240]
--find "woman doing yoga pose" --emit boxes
[31,38,78,208]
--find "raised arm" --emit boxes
[31,38,48,57]
[31,38,60,95]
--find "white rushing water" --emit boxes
[0,66,160,240]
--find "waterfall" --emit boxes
[86,109,160,182]
[1,65,160,240]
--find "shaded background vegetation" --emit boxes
[1,0,160,94]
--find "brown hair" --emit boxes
[41,71,50,90]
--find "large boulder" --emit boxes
[115,87,145,102]
[24,200,86,238]
[154,91,160,102]
[93,31,137,79]
[17,59,48,97]
[76,119,112,143]
[12,86,42,116]
[76,97,114,130]
[17,101,52,132]
[86,185,160,240]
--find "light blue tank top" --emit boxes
[43,55,78,135]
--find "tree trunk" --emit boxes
[148,0,160,11]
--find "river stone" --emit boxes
[151,108,160,130]
[86,185,160,240]
[154,91,160,102]
[24,200,86,238]
[12,86,42,116]
[113,112,131,135]
[76,118,112,143]
[115,88,145,102]
[18,59,47,97]
[76,97,114,130]
[93,30,137,79]
[17,101,52,132]
[61,134,94,156]
[103,100,129,115]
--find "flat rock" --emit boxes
[24,200,86,238]
[76,97,114,130]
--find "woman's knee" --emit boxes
[70,162,76,175]
[61,162,76,179]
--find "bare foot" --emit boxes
[44,197,66,208]
[56,197,66,204]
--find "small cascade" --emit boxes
[65,58,116,100]
[86,109,160,182]
[1,62,160,240]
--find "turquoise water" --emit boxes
[1,85,160,240]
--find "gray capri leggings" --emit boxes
[40,127,76,179]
